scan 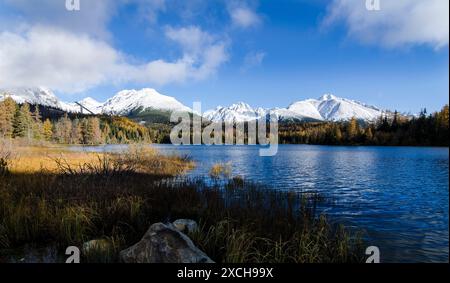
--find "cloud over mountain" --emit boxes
[0,24,228,93]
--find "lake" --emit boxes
[69,144,449,263]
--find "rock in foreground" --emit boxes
[119,222,214,263]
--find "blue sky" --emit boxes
[0,0,448,112]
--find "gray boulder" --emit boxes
[119,222,214,263]
[173,219,198,234]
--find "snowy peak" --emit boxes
[204,102,265,122]
[101,88,192,115]
[1,87,386,123]
[286,100,324,121]
[0,87,192,116]
[228,102,253,111]
[80,97,102,107]
[318,93,337,101]
[0,87,60,108]
[312,94,383,121]
[76,97,103,114]
[204,94,385,123]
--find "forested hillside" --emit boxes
[279,106,449,146]
[0,98,150,144]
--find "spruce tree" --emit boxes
[13,103,34,140]
[392,110,399,130]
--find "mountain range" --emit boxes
[204,94,386,122]
[0,87,388,122]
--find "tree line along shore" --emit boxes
[1,97,448,147]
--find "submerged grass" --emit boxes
[0,142,365,263]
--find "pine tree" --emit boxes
[70,119,83,144]
[392,110,399,130]
[0,101,8,138]
[101,122,111,144]
[31,105,43,140]
[31,105,41,122]
[0,97,17,138]
[13,103,34,140]
[54,114,72,144]
[85,117,102,145]
[437,105,449,130]
[365,127,373,142]
[42,119,53,141]
[347,117,359,141]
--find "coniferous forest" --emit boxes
[0,97,150,144]
[1,97,448,147]
[278,106,449,146]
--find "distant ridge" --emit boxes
[204,94,386,122]
[1,87,388,122]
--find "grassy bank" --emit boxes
[0,142,364,263]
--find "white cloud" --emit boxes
[0,1,233,93]
[163,26,229,80]
[241,51,266,72]
[0,0,168,39]
[165,26,213,55]
[0,25,228,92]
[134,0,167,24]
[229,5,261,29]
[323,0,449,49]
[2,0,117,39]
[0,26,120,92]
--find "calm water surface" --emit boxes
[69,144,449,263]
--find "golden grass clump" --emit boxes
[209,162,232,179]
[6,143,194,176]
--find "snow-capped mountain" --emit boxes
[0,87,105,114]
[0,87,61,108]
[0,87,191,115]
[203,102,266,122]
[79,97,104,114]
[1,87,386,123]
[203,103,324,123]
[58,97,104,114]
[101,88,192,115]
[286,100,323,120]
[204,94,385,122]
[309,94,384,121]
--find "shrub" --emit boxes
[209,162,232,179]
[0,140,12,175]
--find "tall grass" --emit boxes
[52,145,193,178]
[209,162,232,180]
[0,140,12,175]
[0,146,364,263]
